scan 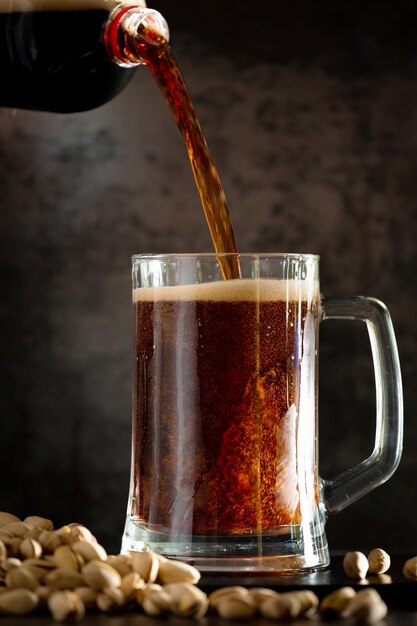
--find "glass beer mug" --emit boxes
[122,253,403,572]
[0,0,168,112]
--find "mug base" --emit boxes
[121,516,330,573]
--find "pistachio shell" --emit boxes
[343,588,388,622]
[281,590,319,616]
[48,590,85,622]
[53,546,79,571]
[209,586,249,607]
[248,587,281,603]
[320,586,357,615]
[97,588,125,613]
[20,538,43,560]
[24,528,43,541]
[0,513,21,529]
[157,559,200,584]
[24,565,52,583]
[259,594,302,620]
[38,531,62,553]
[368,548,391,575]
[74,586,98,610]
[54,526,72,544]
[72,541,107,562]
[140,585,172,616]
[217,595,257,620]
[106,555,132,577]
[164,582,209,618]
[2,523,31,538]
[130,551,159,583]
[23,517,54,532]
[120,572,145,601]
[45,567,85,590]
[0,589,39,615]
[6,567,39,591]
[68,526,97,545]
[0,542,7,562]
[343,551,369,579]
[403,556,417,580]
[0,558,22,572]
[81,561,121,591]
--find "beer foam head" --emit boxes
[133,278,319,303]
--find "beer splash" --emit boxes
[134,27,240,280]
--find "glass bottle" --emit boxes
[0,0,169,113]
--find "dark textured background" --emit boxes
[0,1,416,554]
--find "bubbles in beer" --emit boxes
[132,280,319,536]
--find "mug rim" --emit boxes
[132,252,320,261]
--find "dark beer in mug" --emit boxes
[131,278,319,537]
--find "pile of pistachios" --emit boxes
[0,511,403,623]
[0,511,207,621]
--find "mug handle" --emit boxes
[320,295,403,517]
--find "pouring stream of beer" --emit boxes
[137,36,240,280]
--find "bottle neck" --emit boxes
[104,3,169,67]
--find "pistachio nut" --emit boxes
[248,587,281,603]
[24,528,43,541]
[24,516,54,532]
[0,558,22,572]
[68,525,97,545]
[20,538,43,560]
[140,585,172,616]
[120,571,145,601]
[53,546,79,571]
[343,588,388,623]
[0,588,39,615]
[259,594,302,620]
[97,588,126,613]
[281,590,319,616]
[403,556,417,580]
[320,586,357,615]
[74,586,98,610]
[2,522,31,538]
[72,540,107,563]
[157,558,201,584]
[82,560,121,591]
[107,555,132,577]
[45,567,85,590]
[209,586,249,607]
[48,590,85,623]
[164,582,209,618]
[0,542,7,562]
[5,567,39,591]
[130,551,159,583]
[38,531,62,554]
[216,594,257,620]
[0,513,21,528]
[343,551,369,579]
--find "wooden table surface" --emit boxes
[1,556,416,625]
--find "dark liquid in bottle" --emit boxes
[0,6,134,112]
